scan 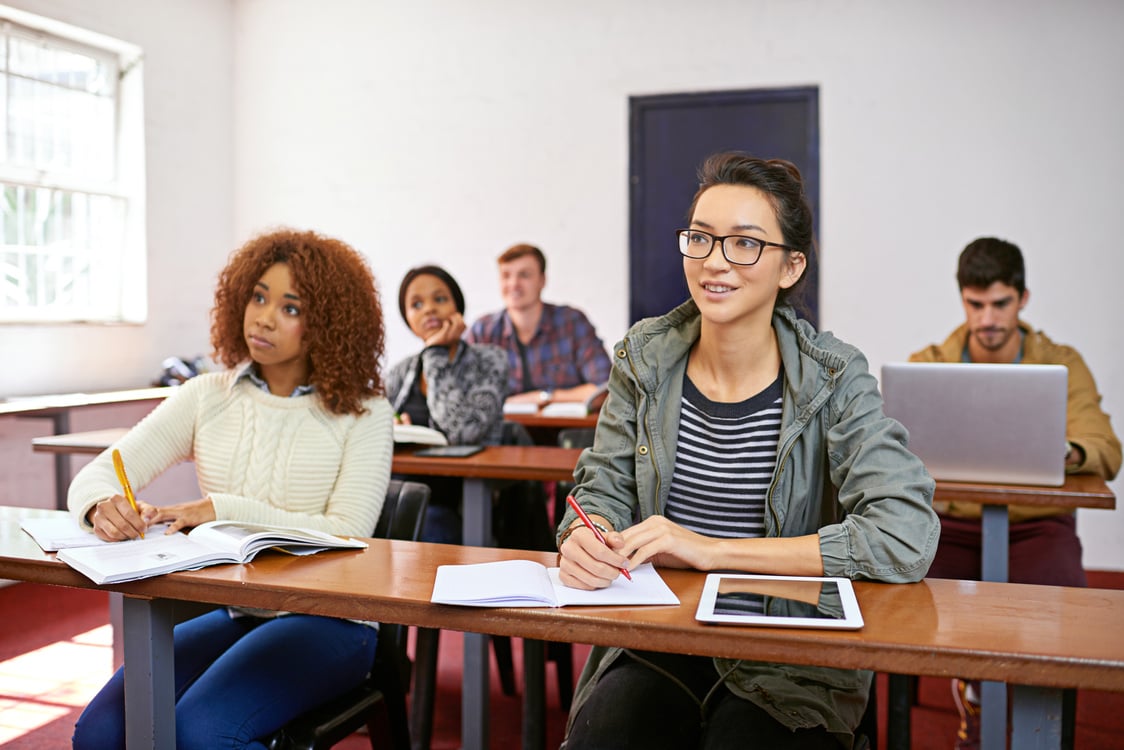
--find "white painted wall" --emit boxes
[0,0,235,395]
[0,0,234,507]
[3,0,1122,569]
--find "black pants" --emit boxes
[565,650,841,750]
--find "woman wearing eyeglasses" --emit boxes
[557,152,938,749]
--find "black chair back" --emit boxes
[266,480,430,750]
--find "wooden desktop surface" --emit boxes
[32,428,131,455]
[934,473,1115,509]
[392,444,581,482]
[2,514,1123,693]
[31,430,1117,514]
[32,431,584,483]
[0,387,172,417]
[504,410,599,430]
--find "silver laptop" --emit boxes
[881,362,1068,486]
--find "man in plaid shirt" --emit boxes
[466,243,611,410]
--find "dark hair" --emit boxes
[687,151,816,310]
[497,243,546,274]
[956,237,1026,296]
[397,264,466,322]
[211,228,385,416]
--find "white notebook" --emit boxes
[431,560,679,608]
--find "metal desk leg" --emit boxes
[979,504,1009,750]
[522,638,546,750]
[51,412,72,510]
[886,673,913,749]
[461,478,492,750]
[1010,685,1063,749]
[980,504,1009,583]
[18,411,72,509]
[122,596,176,750]
[110,592,125,668]
[979,680,1007,750]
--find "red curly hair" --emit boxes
[210,229,385,416]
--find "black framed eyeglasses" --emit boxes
[675,228,797,267]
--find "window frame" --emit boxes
[0,6,145,325]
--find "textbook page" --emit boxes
[21,517,109,551]
[56,521,367,585]
[57,532,219,584]
[540,402,588,417]
[431,561,679,608]
[21,517,172,552]
[393,424,448,446]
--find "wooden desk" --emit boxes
[32,427,130,456]
[503,410,598,430]
[503,407,599,445]
[3,387,171,509]
[933,473,1115,583]
[2,509,1122,750]
[30,434,583,747]
[896,475,1118,749]
[30,437,1118,749]
[393,444,581,747]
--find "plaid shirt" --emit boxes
[466,302,611,395]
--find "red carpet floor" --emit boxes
[3,578,1124,749]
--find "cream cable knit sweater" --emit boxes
[69,368,394,538]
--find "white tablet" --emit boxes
[695,574,864,630]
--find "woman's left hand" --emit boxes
[151,497,217,534]
[618,515,718,570]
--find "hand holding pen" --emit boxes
[565,495,632,582]
[88,450,153,542]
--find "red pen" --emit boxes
[566,495,632,581]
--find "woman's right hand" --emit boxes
[88,495,158,542]
[423,312,465,349]
[557,521,631,590]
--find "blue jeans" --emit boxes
[72,609,377,750]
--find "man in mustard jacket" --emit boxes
[910,236,1121,748]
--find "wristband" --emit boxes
[557,520,611,549]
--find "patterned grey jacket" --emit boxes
[385,343,508,445]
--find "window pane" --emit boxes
[9,36,112,95]
[0,182,126,319]
[6,76,115,180]
[0,13,141,324]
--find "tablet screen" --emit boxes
[695,574,863,629]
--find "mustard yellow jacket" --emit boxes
[909,320,1121,520]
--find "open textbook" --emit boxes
[21,517,176,551]
[393,423,448,446]
[56,521,367,585]
[431,560,679,607]
[22,517,113,551]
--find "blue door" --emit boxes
[629,87,820,326]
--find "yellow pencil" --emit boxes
[111,449,144,539]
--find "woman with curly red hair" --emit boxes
[69,229,393,750]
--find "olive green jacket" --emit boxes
[559,302,938,747]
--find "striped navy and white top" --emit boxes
[665,370,784,540]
